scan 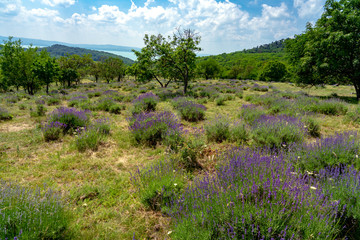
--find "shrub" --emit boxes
[41,121,66,141]
[174,99,206,122]
[0,107,13,121]
[128,111,182,147]
[131,159,185,211]
[30,104,47,117]
[345,105,360,124]
[179,135,204,172]
[109,104,123,114]
[167,149,345,239]
[292,132,360,171]
[47,97,60,106]
[251,114,307,149]
[93,118,111,135]
[215,95,226,106]
[68,96,88,107]
[309,98,348,115]
[205,116,230,143]
[239,104,266,124]
[48,107,89,133]
[74,126,103,152]
[303,116,321,137]
[131,92,159,115]
[95,97,116,112]
[18,104,27,110]
[229,121,249,144]
[0,181,70,240]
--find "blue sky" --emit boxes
[0,0,326,54]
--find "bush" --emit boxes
[47,97,60,106]
[174,99,206,122]
[131,160,185,211]
[205,116,230,143]
[215,96,226,106]
[93,118,111,135]
[131,92,159,115]
[303,116,321,137]
[74,127,103,152]
[30,104,47,117]
[345,105,360,124]
[0,107,13,121]
[179,135,204,172]
[128,111,182,147]
[95,97,116,112]
[109,104,123,114]
[47,107,89,133]
[41,121,66,141]
[0,181,70,240]
[68,96,88,108]
[251,115,307,149]
[229,122,248,144]
[239,104,266,124]
[309,98,348,115]
[292,132,360,171]
[167,149,345,239]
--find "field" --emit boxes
[1,79,360,239]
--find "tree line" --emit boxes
[0,37,126,94]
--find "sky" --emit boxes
[0,0,326,55]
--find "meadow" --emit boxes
[1,78,360,239]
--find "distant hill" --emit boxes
[40,44,134,65]
[197,39,288,79]
[0,35,140,59]
[241,39,288,53]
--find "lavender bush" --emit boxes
[41,121,67,141]
[174,99,206,122]
[131,159,186,211]
[48,107,89,133]
[251,114,307,149]
[205,115,230,143]
[74,126,104,152]
[239,104,266,124]
[167,149,345,239]
[128,111,182,147]
[0,181,69,239]
[291,132,360,171]
[131,92,159,115]
[0,107,13,121]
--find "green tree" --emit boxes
[89,61,101,82]
[32,50,59,94]
[133,34,172,88]
[99,57,126,83]
[19,46,40,95]
[57,54,92,87]
[197,58,220,79]
[134,28,201,93]
[0,37,23,91]
[258,61,287,82]
[286,0,360,98]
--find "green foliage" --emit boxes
[0,181,70,240]
[134,28,201,93]
[30,104,47,117]
[205,116,230,143]
[258,61,287,82]
[286,0,360,99]
[196,58,220,79]
[99,57,126,83]
[229,122,249,144]
[308,99,348,115]
[32,50,59,94]
[75,127,104,152]
[303,116,321,138]
[57,54,93,87]
[0,107,13,121]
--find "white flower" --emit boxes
[167,231,172,235]
[310,186,317,190]
[174,183,177,186]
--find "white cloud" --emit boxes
[0,0,321,54]
[27,8,59,17]
[0,0,21,16]
[294,0,325,18]
[42,0,75,7]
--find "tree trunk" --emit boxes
[46,84,49,94]
[354,80,360,100]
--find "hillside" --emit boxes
[41,44,134,65]
[197,39,288,79]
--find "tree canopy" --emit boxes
[286,0,360,98]
[134,28,201,93]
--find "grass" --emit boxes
[0,79,360,239]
